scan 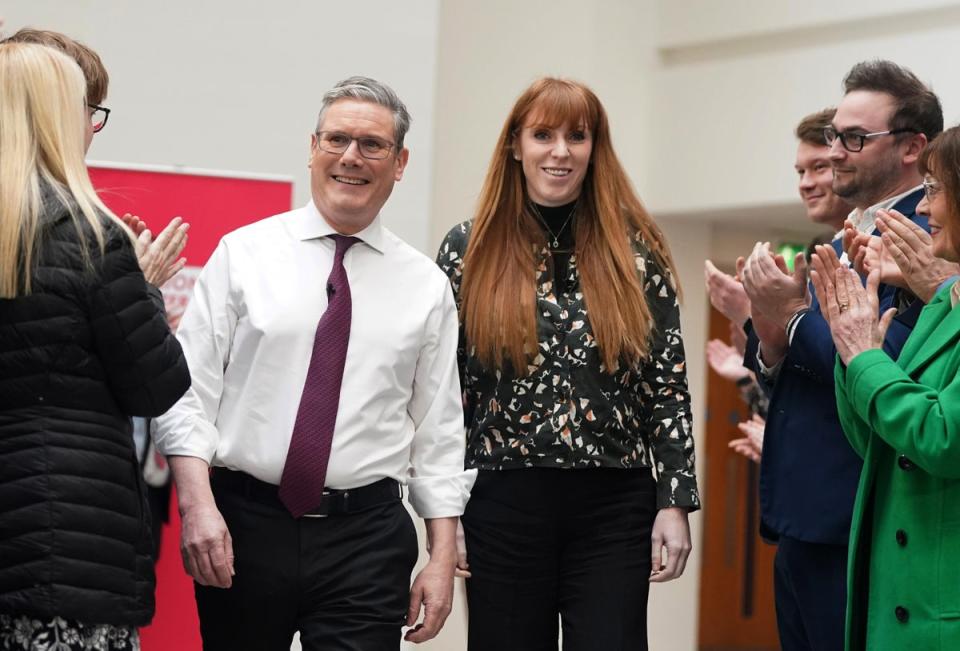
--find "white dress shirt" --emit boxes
[844,185,922,238]
[154,201,475,518]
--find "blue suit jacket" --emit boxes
[745,188,927,545]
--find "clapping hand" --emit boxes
[876,209,960,302]
[124,214,189,287]
[706,339,751,382]
[737,256,788,365]
[810,245,896,365]
[728,414,765,463]
[741,242,810,329]
[844,218,902,288]
[705,260,751,325]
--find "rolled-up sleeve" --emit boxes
[153,240,237,463]
[405,276,476,518]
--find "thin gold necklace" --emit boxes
[528,200,578,249]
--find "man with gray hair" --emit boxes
[155,76,475,650]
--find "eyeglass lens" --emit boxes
[318,132,391,159]
[90,109,107,133]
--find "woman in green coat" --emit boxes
[810,126,960,650]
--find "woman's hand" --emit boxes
[811,246,896,365]
[877,209,960,303]
[808,245,844,327]
[127,214,189,287]
[649,507,692,582]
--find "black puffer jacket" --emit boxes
[0,194,190,626]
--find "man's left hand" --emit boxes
[649,507,692,582]
[405,556,455,643]
[705,260,751,325]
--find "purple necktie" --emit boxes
[279,234,359,518]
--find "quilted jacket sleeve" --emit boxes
[87,221,190,416]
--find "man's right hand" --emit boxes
[455,519,470,578]
[180,501,235,588]
[168,456,235,588]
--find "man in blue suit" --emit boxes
[741,60,943,651]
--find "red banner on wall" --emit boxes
[89,162,294,651]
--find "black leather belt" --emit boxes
[211,468,402,518]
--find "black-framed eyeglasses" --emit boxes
[922,178,943,201]
[314,130,395,160]
[823,126,917,153]
[88,104,110,133]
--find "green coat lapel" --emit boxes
[901,292,960,375]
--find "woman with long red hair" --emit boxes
[437,77,699,650]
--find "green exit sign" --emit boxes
[776,242,806,272]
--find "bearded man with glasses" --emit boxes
[740,60,942,651]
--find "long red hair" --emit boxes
[460,77,679,373]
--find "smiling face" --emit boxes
[917,173,958,262]
[795,141,849,229]
[309,99,408,234]
[515,119,592,206]
[828,90,910,209]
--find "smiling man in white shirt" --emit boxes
[154,76,475,651]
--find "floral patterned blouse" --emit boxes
[436,220,700,510]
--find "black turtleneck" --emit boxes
[531,200,577,295]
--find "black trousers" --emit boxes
[194,472,419,651]
[773,536,847,651]
[462,468,658,651]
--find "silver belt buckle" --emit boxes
[300,488,346,518]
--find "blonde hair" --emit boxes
[461,77,679,373]
[0,42,122,297]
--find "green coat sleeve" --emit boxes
[844,347,960,478]
[833,360,871,459]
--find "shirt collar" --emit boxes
[951,280,960,308]
[847,185,923,234]
[288,199,386,253]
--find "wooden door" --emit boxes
[697,307,780,651]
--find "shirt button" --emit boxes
[895,606,909,623]
[897,455,915,471]
[895,530,907,547]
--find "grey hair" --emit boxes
[315,76,411,149]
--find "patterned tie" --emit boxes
[279,234,360,518]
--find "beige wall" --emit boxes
[3,0,441,252]
[645,1,960,216]
[429,2,960,649]
[5,1,959,649]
